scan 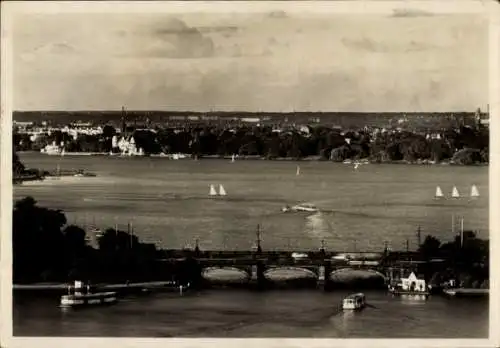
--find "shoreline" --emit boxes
[16,151,488,166]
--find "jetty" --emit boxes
[14,280,178,293]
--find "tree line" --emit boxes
[416,233,489,289]
[12,196,194,285]
[14,123,489,164]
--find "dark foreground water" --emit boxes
[13,290,488,338]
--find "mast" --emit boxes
[130,221,134,248]
[416,225,421,249]
[460,217,464,248]
[452,214,455,236]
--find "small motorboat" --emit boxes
[342,293,366,310]
[60,280,118,308]
[281,203,319,213]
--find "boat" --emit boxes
[470,184,480,198]
[231,154,236,163]
[388,272,430,297]
[41,143,62,155]
[434,186,444,199]
[209,184,227,197]
[296,165,301,176]
[451,186,460,198]
[291,252,309,260]
[342,293,366,310]
[73,169,97,177]
[219,184,227,196]
[209,184,218,197]
[281,203,319,213]
[60,281,118,308]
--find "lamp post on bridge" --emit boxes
[320,239,326,255]
[194,238,200,256]
[255,224,262,254]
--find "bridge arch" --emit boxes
[201,266,251,282]
[264,266,318,280]
[330,267,387,281]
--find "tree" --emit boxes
[13,151,25,175]
[13,197,67,281]
[102,124,116,139]
[418,235,441,259]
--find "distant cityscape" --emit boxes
[13,108,489,165]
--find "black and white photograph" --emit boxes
[1,0,498,346]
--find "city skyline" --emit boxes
[12,8,488,113]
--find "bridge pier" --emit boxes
[387,267,395,284]
[250,260,267,290]
[318,260,332,291]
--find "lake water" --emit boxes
[15,153,489,252]
[13,290,488,338]
[12,154,490,338]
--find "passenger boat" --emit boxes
[281,203,319,213]
[388,272,430,297]
[60,281,118,308]
[342,293,366,310]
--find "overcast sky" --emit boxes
[12,10,488,112]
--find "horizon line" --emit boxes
[12,110,486,114]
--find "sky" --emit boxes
[12,9,489,112]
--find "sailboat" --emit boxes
[219,185,227,196]
[470,185,480,198]
[434,186,444,199]
[296,165,301,176]
[451,186,460,199]
[231,154,235,163]
[209,184,218,197]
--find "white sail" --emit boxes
[209,184,217,196]
[296,166,301,176]
[435,186,444,198]
[470,185,480,198]
[219,185,227,196]
[451,186,460,198]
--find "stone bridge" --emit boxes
[197,259,395,289]
[164,249,426,290]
